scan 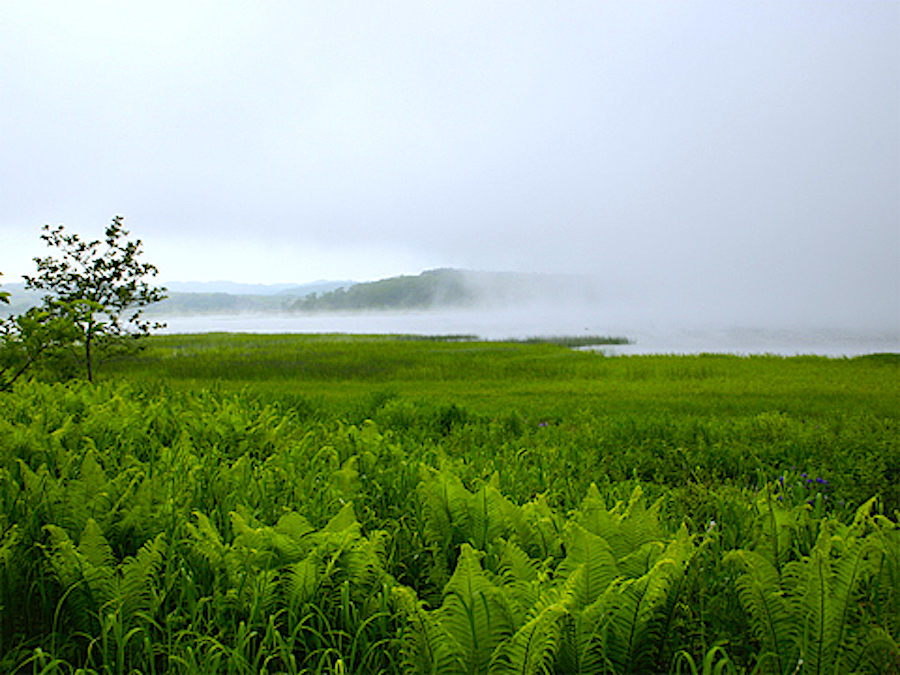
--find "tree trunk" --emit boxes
[85,331,93,383]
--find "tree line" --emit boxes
[290,268,474,312]
[0,216,166,390]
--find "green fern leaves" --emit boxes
[401,475,701,675]
[727,497,897,675]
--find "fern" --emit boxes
[395,584,467,674]
[555,573,612,675]
[77,518,115,569]
[726,549,800,674]
[517,493,564,561]
[492,538,546,628]
[555,522,620,609]
[281,500,393,626]
[793,515,890,675]
[397,544,515,674]
[286,554,320,607]
[116,531,167,625]
[43,520,167,637]
[440,544,514,674]
[185,510,230,593]
[600,526,696,674]
[470,474,511,551]
[419,468,516,591]
[753,488,803,573]
[419,467,471,553]
[43,523,112,633]
[490,602,568,675]
[63,450,115,531]
[574,484,668,563]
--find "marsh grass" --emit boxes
[1,333,897,673]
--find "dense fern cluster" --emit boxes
[0,351,898,672]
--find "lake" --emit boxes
[157,307,899,357]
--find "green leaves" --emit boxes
[398,544,515,675]
[22,216,166,381]
[0,364,897,674]
[401,478,701,675]
[0,305,82,390]
[43,518,167,637]
[726,497,899,675]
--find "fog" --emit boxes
[158,308,900,357]
[1,2,897,335]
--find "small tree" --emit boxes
[0,306,81,391]
[23,216,166,382]
[1,272,82,390]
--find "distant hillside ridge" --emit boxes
[289,269,473,311]
[3,269,605,317]
[288,269,602,312]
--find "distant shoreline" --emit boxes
[152,312,898,358]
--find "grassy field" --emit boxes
[1,333,898,673]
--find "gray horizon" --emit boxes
[1,2,897,332]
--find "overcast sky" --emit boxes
[1,2,897,329]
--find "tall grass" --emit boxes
[0,334,897,673]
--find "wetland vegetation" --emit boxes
[1,333,898,673]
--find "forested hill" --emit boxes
[4,269,602,316]
[289,269,473,311]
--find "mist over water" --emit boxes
[155,270,899,357]
[158,305,899,357]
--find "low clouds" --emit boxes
[0,1,897,330]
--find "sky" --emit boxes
[1,1,898,330]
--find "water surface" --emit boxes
[157,308,898,358]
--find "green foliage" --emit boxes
[0,306,81,391]
[291,269,474,311]
[726,498,899,674]
[23,216,166,382]
[0,336,897,673]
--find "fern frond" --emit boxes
[616,541,665,578]
[519,494,564,560]
[186,511,225,565]
[600,530,695,675]
[469,474,510,550]
[439,543,514,674]
[394,585,467,674]
[838,626,900,675]
[418,468,471,552]
[118,532,167,623]
[274,510,315,543]
[286,553,320,607]
[725,549,799,674]
[490,602,568,675]
[321,501,361,537]
[753,490,801,572]
[797,523,884,675]
[77,518,114,569]
[229,510,285,570]
[42,524,80,588]
[555,595,611,675]
[574,484,668,563]
[556,523,619,609]
[43,520,115,632]
[493,539,546,628]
